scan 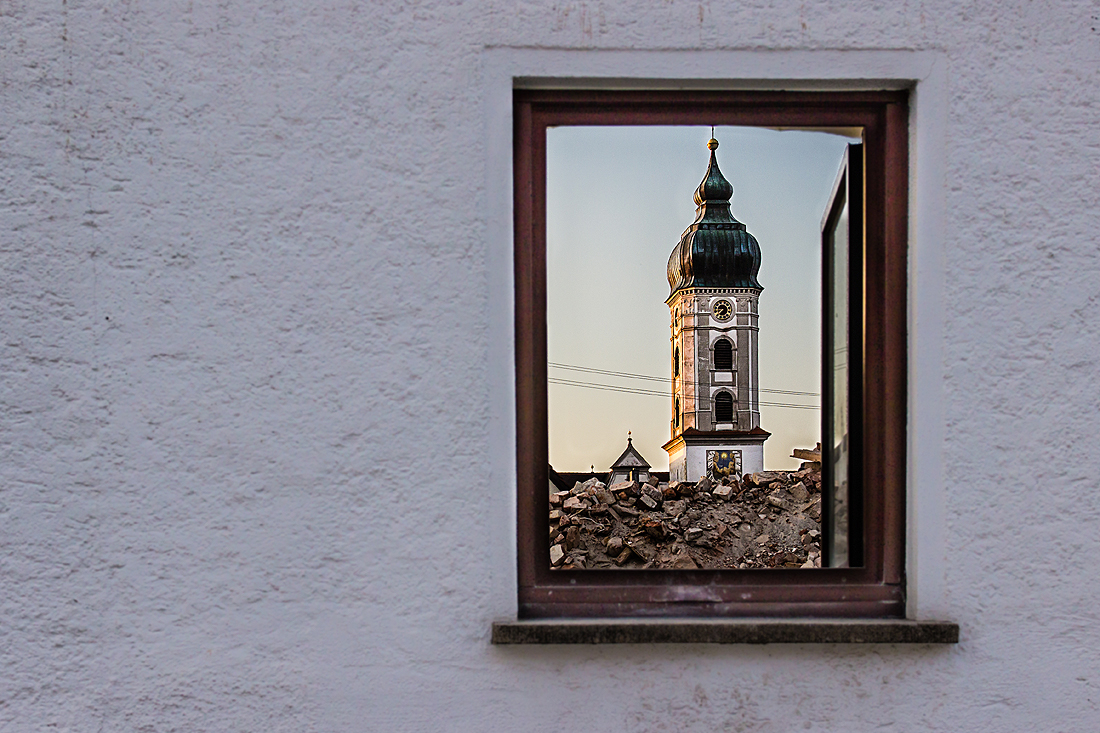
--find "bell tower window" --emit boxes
[713,338,733,371]
[714,391,734,423]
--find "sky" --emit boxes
[546,125,859,473]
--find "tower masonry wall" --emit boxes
[670,289,761,432]
[669,441,766,484]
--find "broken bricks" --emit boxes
[549,462,823,570]
[684,527,705,543]
[609,480,639,496]
[642,518,667,540]
[562,496,585,511]
[642,484,663,507]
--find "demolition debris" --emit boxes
[548,464,822,570]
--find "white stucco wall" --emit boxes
[3,2,1099,730]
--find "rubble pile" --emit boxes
[548,465,823,570]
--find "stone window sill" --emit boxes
[491,619,959,645]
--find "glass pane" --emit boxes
[828,186,850,567]
[545,125,858,571]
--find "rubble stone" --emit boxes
[625,540,654,562]
[643,519,667,539]
[642,485,663,506]
[548,463,823,570]
[670,553,698,569]
[563,496,585,511]
[609,480,639,495]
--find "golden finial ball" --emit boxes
[708,138,719,150]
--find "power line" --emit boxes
[548,361,821,397]
[548,377,820,410]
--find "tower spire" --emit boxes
[695,135,733,206]
[667,134,761,293]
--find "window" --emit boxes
[713,338,733,371]
[513,89,909,619]
[713,391,734,423]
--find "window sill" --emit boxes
[492,619,959,645]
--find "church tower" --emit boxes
[662,137,770,484]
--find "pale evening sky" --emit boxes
[546,125,858,473]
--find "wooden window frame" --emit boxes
[514,89,909,619]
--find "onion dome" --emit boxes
[667,138,763,294]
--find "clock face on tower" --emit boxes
[712,299,733,322]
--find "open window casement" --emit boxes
[822,142,865,569]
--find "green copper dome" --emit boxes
[667,138,763,294]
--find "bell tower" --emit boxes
[662,137,769,484]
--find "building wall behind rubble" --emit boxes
[3,2,1099,731]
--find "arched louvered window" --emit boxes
[673,346,680,377]
[714,391,734,423]
[714,339,733,371]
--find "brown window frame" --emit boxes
[514,89,909,619]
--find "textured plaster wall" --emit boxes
[2,2,1099,731]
